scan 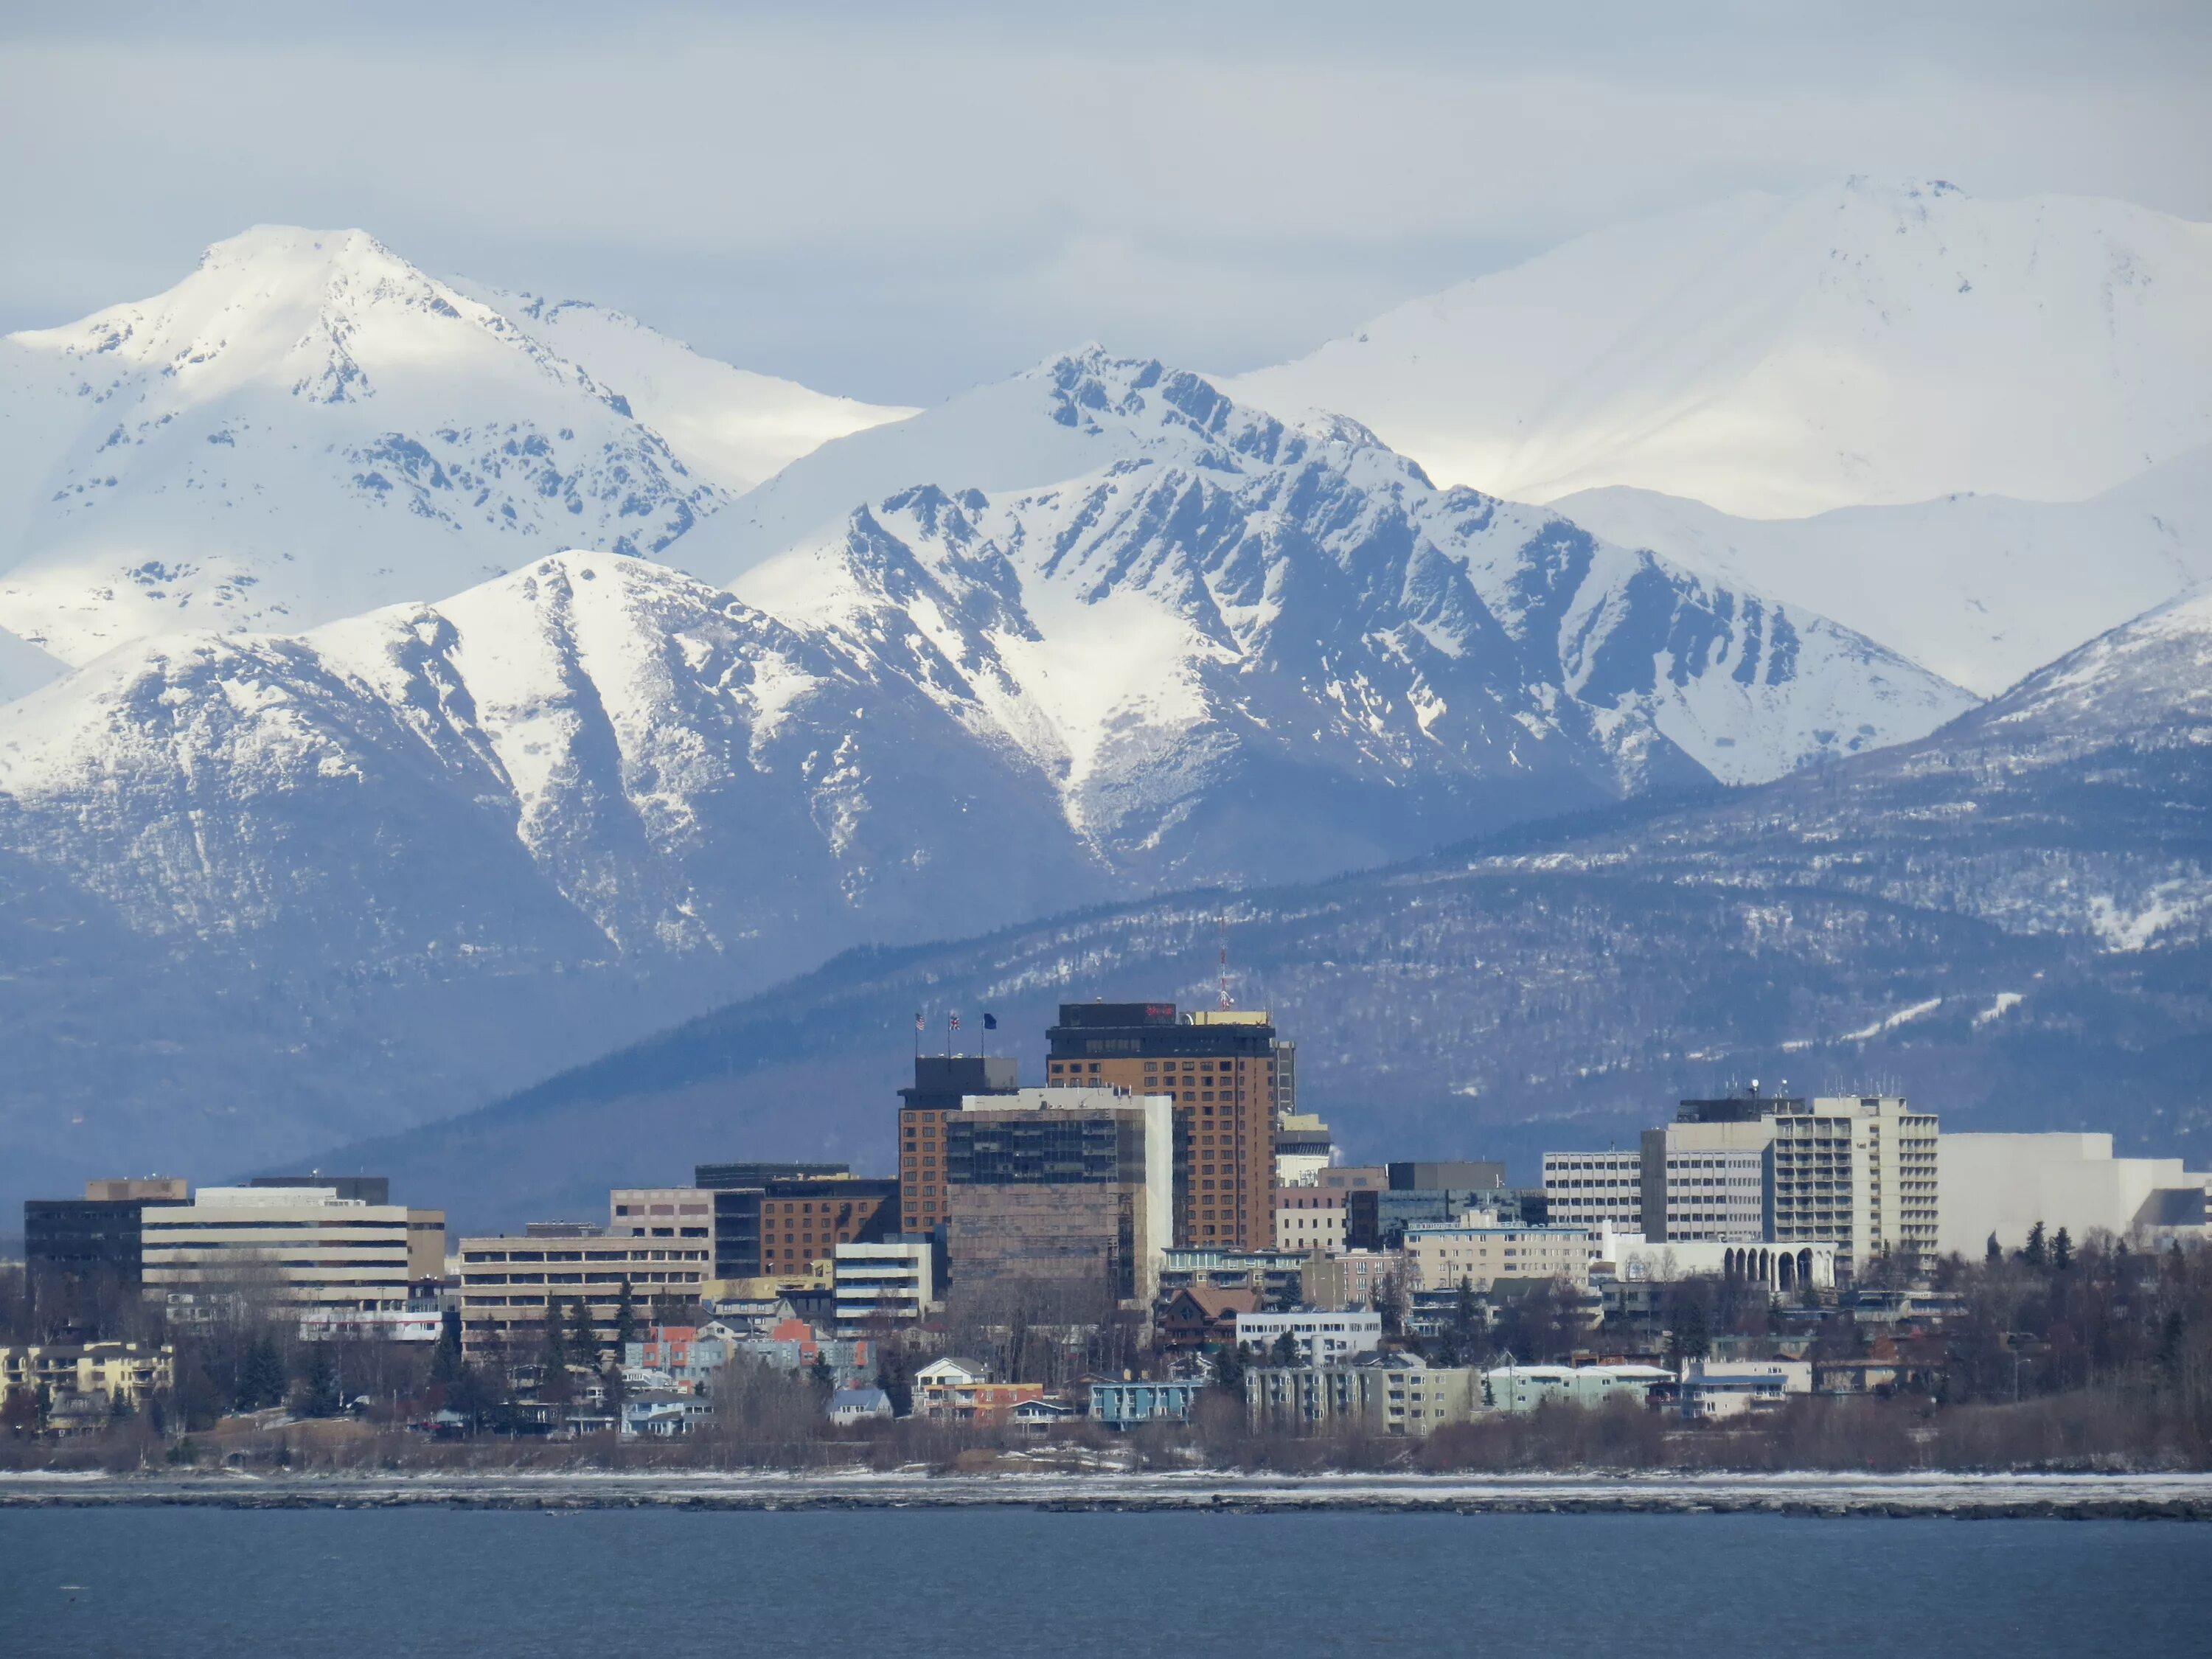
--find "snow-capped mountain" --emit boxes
[699,349,1974,819]
[1553,445,2212,697]
[1225,179,2212,519]
[448,280,914,493]
[0,226,904,666]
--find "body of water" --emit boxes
[4,1507,2208,1656]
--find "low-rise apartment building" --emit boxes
[1246,1352,1478,1439]
[1,1341,174,1408]
[1090,1378,1203,1428]
[1402,1223,1592,1294]
[1483,1363,1671,1414]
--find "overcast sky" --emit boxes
[4,1,2208,405]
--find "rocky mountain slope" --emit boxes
[323,590,2212,1228]
[700,349,1974,807]
[1553,446,2212,697]
[1226,179,2212,518]
[0,226,907,664]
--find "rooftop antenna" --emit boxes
[1217,914,1234,1011]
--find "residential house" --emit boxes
[1158,1286,1262,1351]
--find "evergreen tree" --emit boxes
[614,1280,639,1352]
[238,1334,288,1411]
[874,1348,913,1417]
[1269,1329,1300,1368]
[1666,1296,1711,1365]
[541,1310,569,1373]
[431,1308,465,1385]
[1375,1272,1407,1338]
[304,1345,341,1418]
[2051,1228,2073,1273]
[568,1298,597,1365]
[2022,1221,2048,1270]
[807,1352,836,1401]
[2158,1310,2185,1380]
[1211,1339,1245,1394]
[1450,1276,1481,1362]
[1985,1232,2003,1265]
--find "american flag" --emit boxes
[914,1011,924,1032]
[948,1012,960,1031]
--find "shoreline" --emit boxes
[5,1469,2210,1520]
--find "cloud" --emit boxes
[2,2,2206,402]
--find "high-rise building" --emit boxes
[1045,1003,1282,1249]
[1766,1096,1938,1269]
[1663,1091,1940,1270]
[1541,1150,1645,1231]
[943,1086,1173,1304]
[897,1055,1019,1235]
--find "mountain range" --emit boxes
[0,184,2206,1222]
[0,343,1969,1208]
[315,588,2212,1228]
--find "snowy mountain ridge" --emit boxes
[723,349,1972,824]
[1554,444,2212,697]
[1226,178,2212,519]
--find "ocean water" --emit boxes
[3,1508,2208,1656]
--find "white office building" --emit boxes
[832,1240,934,1327]
[1543,1150,1645,1231]
[1234,1307,1383,1364]
[1937,1133,2210,1256]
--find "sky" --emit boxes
[3,1,2209,406]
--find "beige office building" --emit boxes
[1402,1223,1593,1293]
[141,1186,415,1312]
[456,1230,709,1356]
[1275,1186,1347,1254]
